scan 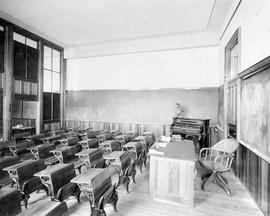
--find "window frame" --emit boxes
[42,44,62,123]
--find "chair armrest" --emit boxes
[199,148,229,161]
[214,153,234,171]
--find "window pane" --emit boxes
[44,46,51,70]
[13,32,25,44]
[52,49,60,72]
[230,43,238,79]
[43,69,51,92]
[26,38,37,49]
[0,26,3,31]
[52,72,60,92]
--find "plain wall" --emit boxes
[66,88,219,125]
[219,0,270,84]
[66,46,220,90]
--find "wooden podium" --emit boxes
[149,140,196,207]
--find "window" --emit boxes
[43,45,61,123]
[13,32,38,100]
[13,32,38,81]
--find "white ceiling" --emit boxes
[0,0,233,47]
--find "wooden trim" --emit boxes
[224,28,240,139]
[36,41,43,134]
[239,140,270,164]
[0,17,63,51]
[14,94,37,101]
[60,52,65,127]
[3,25,13,140]
[238,55,270,79]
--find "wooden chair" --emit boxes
[198,138,239,195]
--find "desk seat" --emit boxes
[19,200,69,216]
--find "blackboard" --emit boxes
[240,67,270,157]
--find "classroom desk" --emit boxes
[0,156,19,171]
[35,163,76,200]
[149,140,196,207]
[40,135,62,144]
[71,168,112,207]
[96,133,113,143]
[12,126,35,135]
[28,143,55,160]
[0,189,22,215]
[76,148,104,168]
[3,159,46,190]
[58,136,79,147]
[99,140,121,154]
[122,141,142,158]
[50,145,80,163]
[114,134,133,146]
[103,151,131,174]
[134,135,154,150]
[78,138,99,150]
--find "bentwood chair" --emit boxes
[198,138,239,195]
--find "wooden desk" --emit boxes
[0,156,19,171]
[19,200,69,216]
[0,189,22,215]
[3,159,47,208]
[0,156,19,188]
[96,133,113,143]
[28,143,55,160]
[40,135,62,144]
[3,159,46,190]
[114,134,133,146]
[123,141,145,172]
[104,151,135,193]
[7,140,34,156]
[76,148,104,168]
[78,131,98,140]
[26,134,46,145]
[59,136,79,147]
[50,145,80,163]
[110,130,121,138]
[134,135,154,150]
[71,168,112,207]
[99,140,121,154]
[149,140,196,207]
[35,163,76,199]
[103,151,130,173]
[122,142,142,158]
[12,126,35,135]
[78,138,99,150]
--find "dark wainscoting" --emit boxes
[234,143,269,216]
[65,119,171,138]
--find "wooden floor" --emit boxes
[9,161,263,216]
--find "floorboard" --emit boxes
[6,161,263,216]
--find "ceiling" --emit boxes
[0,0,233,47]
